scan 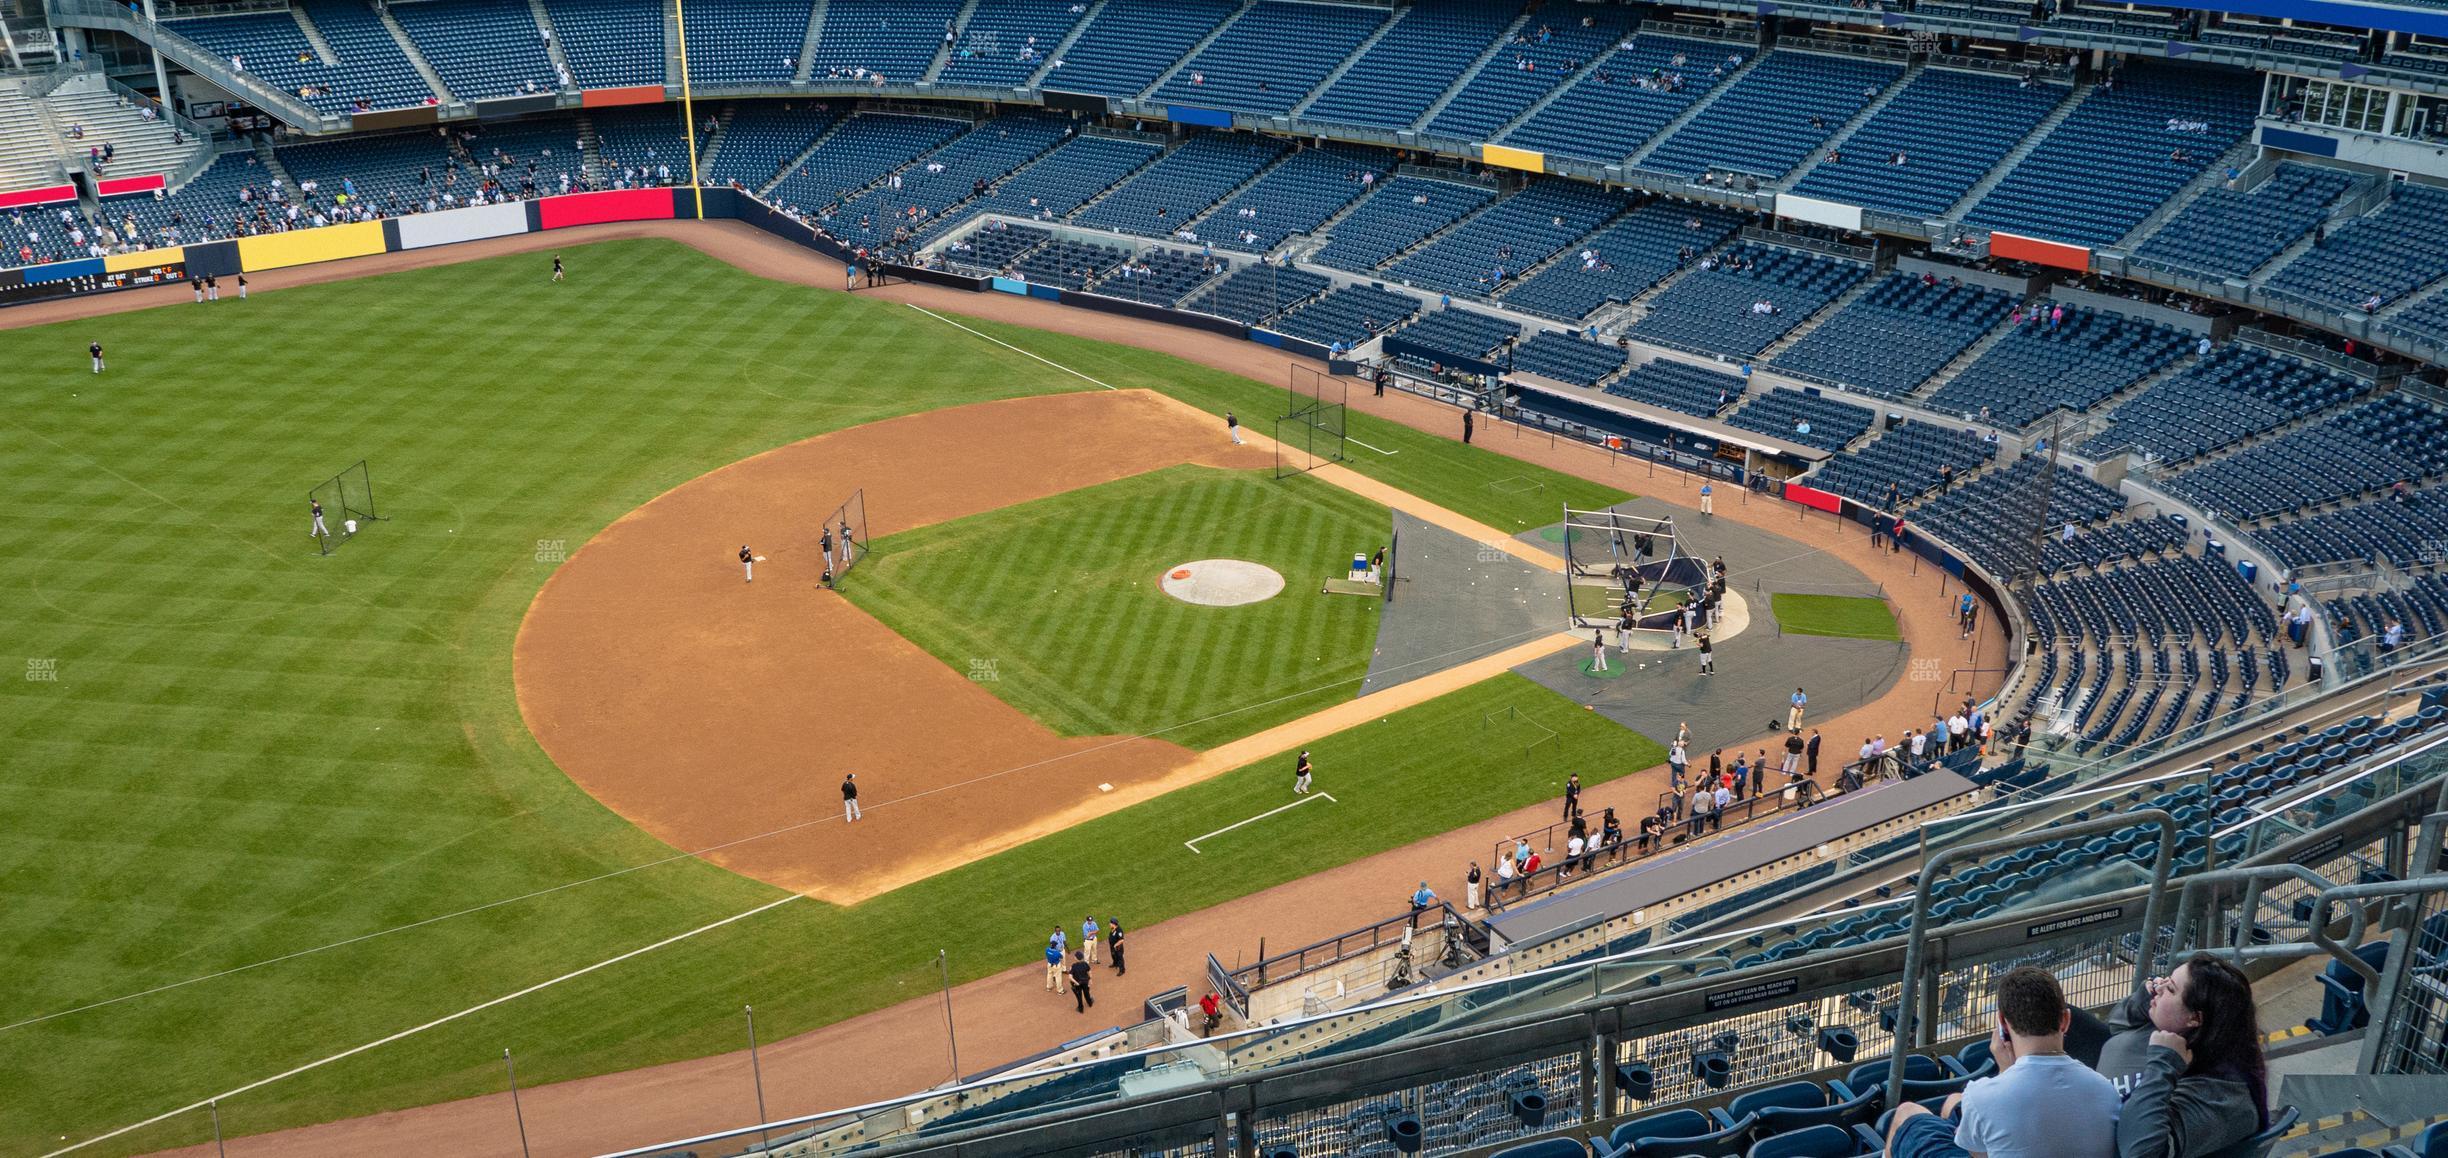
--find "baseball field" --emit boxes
[0,236,1662,1154]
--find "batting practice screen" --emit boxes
[309,460,381,556]
[818,488,870,581]
[1274,364,1349,479]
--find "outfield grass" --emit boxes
[1770,593,1903,641]
[0,238,1632,1153]
[846,466,1387,750]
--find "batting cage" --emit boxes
[816,488,870,584]
[309,460,382,556]
[1273,364,1349,479]
[1561,505,1707,630]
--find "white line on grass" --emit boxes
[1184,792,1337,853]
[1348,437,1398,456]
[904,303,1119,390]
[40,894,805,1158]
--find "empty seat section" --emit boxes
[2079,344,2359,465]
[939,0,1089,89]
[2262,183,2448,314]
[166,12,363,114]
[2133,162,2358,279]
[1724,387,1875,452]
[1772,273,2009,398]
[1183,262,1333,324]
[1075,132,1287,238]
[1789,68,2065,219]
[1391,307,1522,369]
[1808,421,1996,505]
[1047,0,1238,99]
[1639,51,1902,179]
[1965,62,2259,247]
[680,0,817,87]
[1150,2,1388,117]
[1314,175,1498,273]
[542,0,666,87]
[1271,283,1422,347]
[1605,357,1743,417]
[1499,203,1740,321]
[277,131,462,211]
[1302,0,1518,130]
[1012,236,1130,289]
[298,0,435,109]
[824,113,1070,249]
[2165,395,2448,520]
[769,114,970,215]
[704,102,844,189]
[931,133,1158,231]
[1625,244,1868,358]
[1502,34,1736,165]
[1424,12,1633,142]
[1924,307,2190,427]
[1384,178,1626,300]
[1087,247,1228,305]
[391,0,558,99]
[1514,329,1629,386]
[809,0,967,84]
[593,104,693,178]
[1198,146,1381,253]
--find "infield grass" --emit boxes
[0,238,1634,1153]
[845,466,1386,749]
[1770,593,1903,641]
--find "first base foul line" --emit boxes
[1348,437,1398,456]
[1185,792,1337,853]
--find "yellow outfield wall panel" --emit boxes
[238,221,389,271]
[105,246,183,272]
[1480,144,1546,174]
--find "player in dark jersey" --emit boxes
[89,341,104,373]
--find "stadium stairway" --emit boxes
[694,104,733,174]
[376,4,457,105]
[1939,81,2090,221]
[1753,265,1888,364]
[1905,304,2023,401]
[791,0,826,85]
[527,0,576,84]
[2112,137,2257,251]
[1133,0,1251,102]
[1786,59,1925,180]
[1621,46,1770,170]
[289,3,342,67]
[1288,7,1406,118]
[1021,0,1109,88]
[755,113,851,197]
[1408,9,1535,135]
[922,0,982,82]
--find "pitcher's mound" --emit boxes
[1161,560,1285,606]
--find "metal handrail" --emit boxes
[1888,807,2178,1110]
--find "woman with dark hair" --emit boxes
[2104,953,2271,1158]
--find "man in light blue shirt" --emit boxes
[1411,881,1437,911]
[1885,966,2118,1158]
[1082,916,1101,965]
[1787,688,1808,732]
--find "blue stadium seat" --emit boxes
[1966,62,2259,247]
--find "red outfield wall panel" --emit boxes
[537,188,678,230]
[0,184,78,209]
[581,86,667,108]
[1782,482,1843,513]
[1988,231,2092,272]
[97,174,168,198]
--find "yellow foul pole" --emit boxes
[673,0,705,219]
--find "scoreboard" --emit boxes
[0,259,188,305]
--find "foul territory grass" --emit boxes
[1770,593,1903,641]
[845,466,1386,750]
[0,237,1632,1154]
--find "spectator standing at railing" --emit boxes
[1687,785,1712,838]
[1494,853,1516,900]
[1711,781,1730,830]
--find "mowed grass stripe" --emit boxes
[0,239,1629,1152]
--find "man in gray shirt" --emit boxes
[1887,966,2120,1158]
